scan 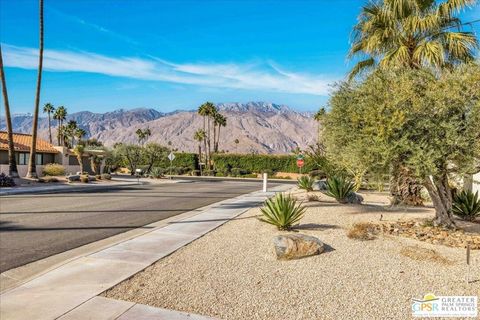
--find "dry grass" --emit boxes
[400,245,453,265]
[347,222,380,240]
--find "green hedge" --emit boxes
[212,154,315,173]
[153,152,198,169]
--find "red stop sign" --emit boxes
[296,159,304,168]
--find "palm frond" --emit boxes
[348,58,376,80]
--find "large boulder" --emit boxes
[273,234,325,260]
[313,180,327,191]
[345,192,364,204]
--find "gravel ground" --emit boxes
[104,189,480,320]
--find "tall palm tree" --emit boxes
[43,103,55,144]
[53,106,67,145]
[198,102,216,168]
[213,113,227,153]
[65,120,78,147]
[313,107,326,144]
[193,129,206,174]
[27,0,44,178]
[75,127,86,145]
[348,0,478,79]
[0,44,19,178]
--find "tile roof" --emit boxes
[0,131,59,154]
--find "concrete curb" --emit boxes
[169,175,297,184]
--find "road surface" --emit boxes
[0,180,273,272]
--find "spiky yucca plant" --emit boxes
[325,176,355,203]
[260,193,305,230]
[452,190,480,221]
[297,175,315,192]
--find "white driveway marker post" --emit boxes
[263,173,268,192]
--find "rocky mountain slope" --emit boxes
[1,102,317,154]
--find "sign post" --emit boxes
[296,154,305,174]
[168,152,175,176]
[263,172,268,192]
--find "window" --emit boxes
[36,153,43,165]
[18,153,29,165]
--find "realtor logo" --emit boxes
[412,293,478,318]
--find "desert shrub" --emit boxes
[260,193,305,230]
[243,173,258,178]
[298,176,315,192]
[95,175,102,180]
[152,152,198,170]
[309,169,327,180]
[101,173,112,180]
[347,222,380,240]
[203,170,216,176]
[452,190,480,221]
[191,170,200,176]
[42,163,65,176]
[261,169,274,176]
[0,173,15,187]
[80,175,89,183]
[325,176,355,203]
[230,167,249,177]
[149,167,163,179]
[212,154,315,174]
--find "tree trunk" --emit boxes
[390,164,423,206]
[27,0,44,179]
[0,45,19,178]
[198,144,202,175]
[207,117,211,169]
[215,125,221,153]
[423,175,456,228]
[47,113,52,144]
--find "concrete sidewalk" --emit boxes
[0,184,291,320]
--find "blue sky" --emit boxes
[1,0,479,114]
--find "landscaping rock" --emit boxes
[67,175,80,182]
[313,180,327,191]
[273,234,324,260]
[345,192,363,204]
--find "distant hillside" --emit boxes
[1,102,318,154]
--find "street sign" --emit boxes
[168,152,176,161]
[297,159,305,168]
[296,154,304,160]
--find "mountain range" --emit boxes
[1,102,318,154]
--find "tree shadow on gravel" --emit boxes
[293,223,340,231]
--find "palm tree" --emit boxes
[0,44,19,178]
[65,120,78,147]
[135,128,152,145]
[43,103,55,144]
[313,107,326,144]
[213,113,227,153]
[198,102,216,168]
[75,127,86,145]
[194,129,206,175]
[348,0,478,79]
[27,0,44,178]
[53,106,67,145]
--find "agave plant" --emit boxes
[452,190,480,222]
[260,193,305,230]
[325,176,355,203]
[149,167,164,179]
[297,175,315,192]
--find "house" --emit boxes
[0,131,106,177]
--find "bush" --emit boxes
[191,170,200,176]
[212,154,315,174]
[347,222,380,240]
[309,169,327,180]
[101,173,112,180]
[95,175,102,180]
[0,173,15,187]
[149,167,164,179]
[298,176,315,192]
[259,193,305,230]
[325,176,355,203]
[80,175,89,183]
[452,190,480,221]
[230,167,249,177]
[152,152,198,170]
[203,170,216,176]
[42,163,65,176]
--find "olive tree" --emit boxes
[324,65,480,228]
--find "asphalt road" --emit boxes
[0,180,272,272]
